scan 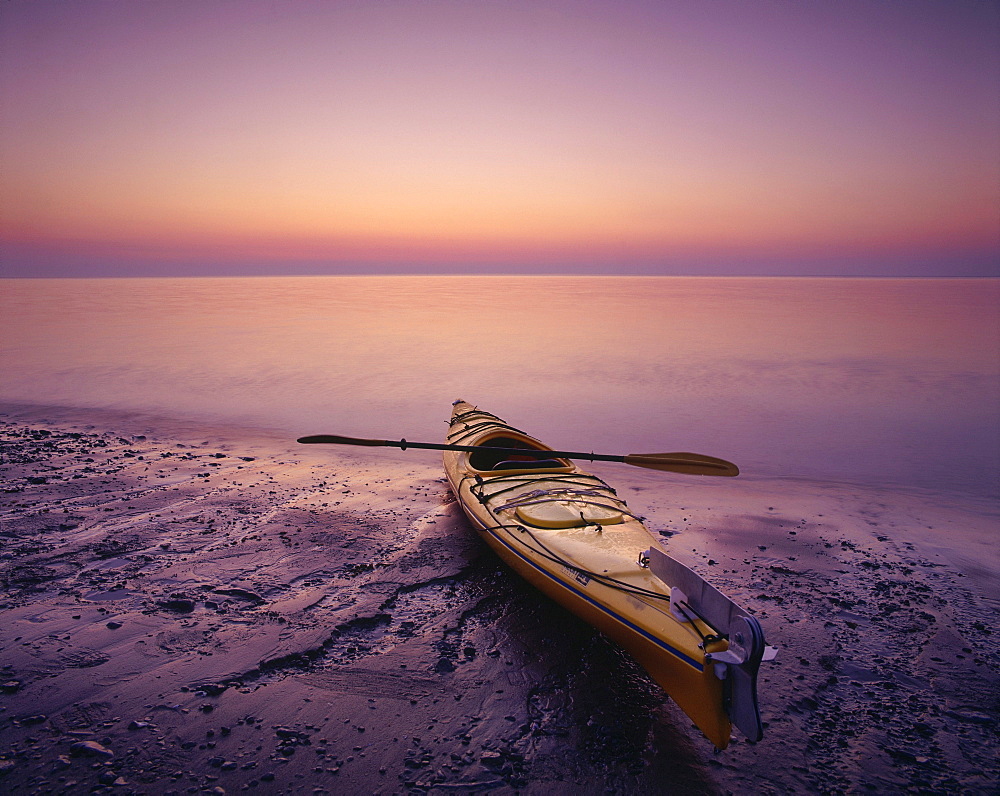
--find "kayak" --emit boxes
[443,400,774,749]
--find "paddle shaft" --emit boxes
[296,435,738,475]
[302,434,623,461]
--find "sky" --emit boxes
[1,0,998,277]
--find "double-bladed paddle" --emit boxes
[296,434,739,477]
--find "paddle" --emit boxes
[296,434,739,476]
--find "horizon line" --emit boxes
[3,272,998,280]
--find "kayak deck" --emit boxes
[443,401,773,749]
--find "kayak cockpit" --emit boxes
[491,459,565,470]
[467,435,573,474]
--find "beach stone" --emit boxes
[159,596,195,612]
[481,751,503,769]
[70,740,114,759]
[1,681,21,693]
[193,682,227,696]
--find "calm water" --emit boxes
[2,276,997,497]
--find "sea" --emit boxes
[1,275,998,499]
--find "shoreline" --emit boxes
[1,403,997,793]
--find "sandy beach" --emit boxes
[1,403,997,794]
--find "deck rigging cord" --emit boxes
[446,421,526,445]
[489,486,644,523]
[460,472,726,645]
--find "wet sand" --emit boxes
[1,404,997,794]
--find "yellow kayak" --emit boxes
[443,401,774,749]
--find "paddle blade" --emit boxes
[297,435,387,447]
[623,452,739,477]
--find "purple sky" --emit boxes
[1,0,998,276]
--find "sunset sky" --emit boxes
[2,0,998,277]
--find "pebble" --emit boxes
[481,751,503,768]
[159,597,196,612]
[194,682,227,696]
[69,740,114,759]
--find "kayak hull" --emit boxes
[443,401,743,748]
